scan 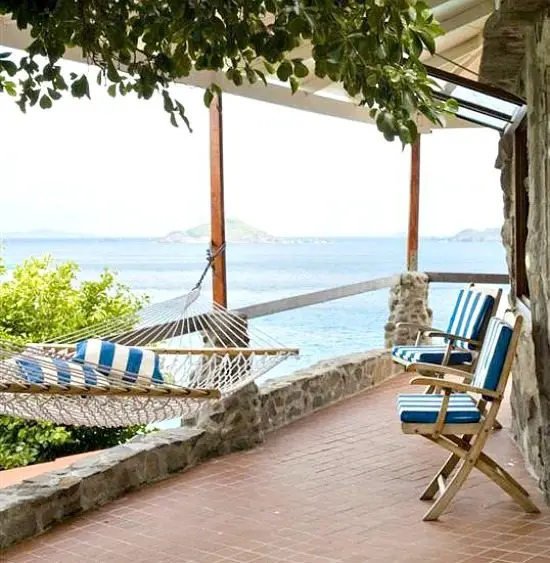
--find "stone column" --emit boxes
[523,15,550,500]
[184,382,264,454]
[384,272,432,348]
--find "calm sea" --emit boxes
[2,237,507,381]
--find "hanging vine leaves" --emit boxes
[0,0,453,143]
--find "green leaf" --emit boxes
[231,70,243,86]
[0,60,17,77]
[107,62,121,83]
[4,81,16,96]
[290,76,299,94]
[107,84,117,97]
[70,75,90,99]
[293,60,309,79]
[276,60,292,82]
[203,88,214,107]
[417,30,436,55]
[245,66,258,84]
[264,61,275,75]
[445,98,459,113]
[367,74,378,87]
[47,88,62,100]
[255,69,267,86]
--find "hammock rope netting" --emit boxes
[0,255,298,427]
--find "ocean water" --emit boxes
[1,237,507,381]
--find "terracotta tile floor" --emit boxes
[3,373,550,563]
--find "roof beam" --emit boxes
[432,0,493,34]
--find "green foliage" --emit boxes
[0,0,455,143]
[0,416,70,470]
[0,255,146,343]
[0,416,146,470]
[0,254,148,469]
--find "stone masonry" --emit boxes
[384,272,432,348]
[481,2,550,500]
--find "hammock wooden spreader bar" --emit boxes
[0,380,222,399]
[32,343,300,357]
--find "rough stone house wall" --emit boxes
[480,0,550,499]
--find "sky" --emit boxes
[0,60,504,238]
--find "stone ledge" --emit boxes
[259,350,392,432]
[0,427,219,549]
[0,349,393,550]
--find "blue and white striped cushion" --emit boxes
[446,290,494,350]
[9,355,104,386]
[471,318,512,391]
[391,345,472,366]
[72,339,164,384]
[397,393,481,424]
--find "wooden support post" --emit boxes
[407,135,421,271]
[210,92,228,308]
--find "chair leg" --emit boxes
[420,452,462,501]
[475,452,540,514]
[423,459,474,521]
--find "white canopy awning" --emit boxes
[0,1,521,131]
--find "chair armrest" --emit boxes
[423,331,480,348]
[409,376,500,399]
[405,362,473,378]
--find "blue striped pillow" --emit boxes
[72,339,164,384]
[9,355,104,386]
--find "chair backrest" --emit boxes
[471,316,518,393]
[445,285,501,350]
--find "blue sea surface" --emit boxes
[2,237,507,381]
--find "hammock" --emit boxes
[0,251,298,427]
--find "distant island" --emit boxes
[159,218,329,244]
[160,218,281,244]
[448,227,501,242]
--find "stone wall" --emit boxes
[523,15,550,498]
[481,4,550,500]
[384,272,432,348]
[260,351,392,432]
[0,350,392,550]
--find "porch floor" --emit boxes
[4,373,550,563]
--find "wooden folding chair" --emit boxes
[397,315,540,521]
[393,284,504,429]
[392,284,502,373]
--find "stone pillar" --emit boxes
[183,382,264,454]
[489,11,550,501]
[523,16,550,499]
[384,272,432,348]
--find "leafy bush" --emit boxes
[0,416,71,470]
[0,255,146,342]
[0,254,149,470]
